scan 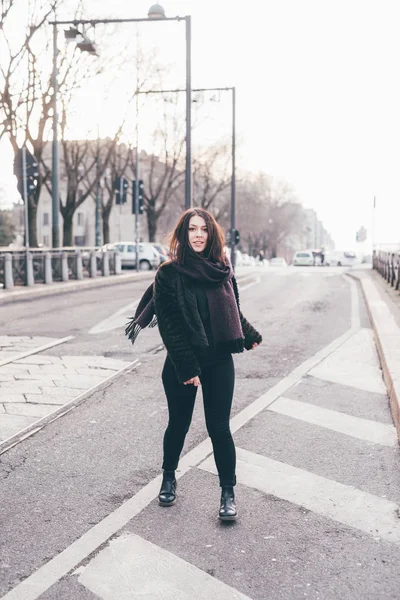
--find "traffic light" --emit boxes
[14,147,39,199]
[132,180,144,214]
[114,176,129,205]
[226,228,240,245]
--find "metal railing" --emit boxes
[373,250,400,293]
[0,247,122,290]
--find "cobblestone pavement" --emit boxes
[0,336,131,443]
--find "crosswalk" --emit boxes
[2,325,399,600]
[74,327,399,599]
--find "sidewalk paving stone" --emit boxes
[53,377,105,389]
[1,394,26,403]
[0,373,15,381]
[0,338,131,443]
[4,403,59,417]
[13,374,58,383]
[2,363,40,372]
[16,356,63,365]
[0,382,42,394]
[0,414,36,438]
[24,393,77,405]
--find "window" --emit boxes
[77,212,84,226]
[74,236,85,246]
[127,245,136,253]
[43,212,49,226]
[43,236,50,247]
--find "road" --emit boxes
[0,266,399,600]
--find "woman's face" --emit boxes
[188,215,208,253]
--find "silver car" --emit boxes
[107,242,161,270]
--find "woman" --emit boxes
[126,208,262,521]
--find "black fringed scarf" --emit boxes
[125,252,244,349]
[125,282,158,345]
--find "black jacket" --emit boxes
[154,263,262,382]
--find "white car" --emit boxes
[108,242,161,270]
[293,250,314,266]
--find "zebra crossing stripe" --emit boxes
[268,397,397,447]
[199,448,400,546]
[77,533,252,600]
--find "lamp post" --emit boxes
[137,86,237,268]
[95,126,101,246]
[50,5,193,247]
[51,22,59,248]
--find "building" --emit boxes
[303,208,335,251]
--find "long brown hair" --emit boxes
[169,207,226,264]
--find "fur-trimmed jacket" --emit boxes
[154,262,262,382]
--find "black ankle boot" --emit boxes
[158,470,177,506]
[219,486,237,521]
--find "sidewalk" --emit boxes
[352,268,400,440]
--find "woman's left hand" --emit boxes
[251,342,260,350]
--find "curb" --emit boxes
[350,271,400,442]
[0,271,155,305]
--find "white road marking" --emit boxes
[199,448,400,546]
[310,328,386,394]
[268,396,397,447]
[0,267,363,600]
[89,300,140,335]
[239,275,261,291]
[78,533,252,600]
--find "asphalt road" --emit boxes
[0,266,399,600]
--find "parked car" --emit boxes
[107,242,161,270]
[269,257,288,267]
[151,243,170,263]
[293,250,314,266]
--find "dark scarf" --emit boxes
[125,251,244,348]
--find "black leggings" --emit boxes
[161,354,236,487]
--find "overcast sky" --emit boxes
[1,0,399,251]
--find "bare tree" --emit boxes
[98,140,131,244]
[0,208,14,245]
[0,0,13,24]
[0,0,108,246]
[129,94,186,242]
[236,173,306,258]
[192,140,232,221]
[1,0,62,245]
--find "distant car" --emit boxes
[270,257,288,267]
[152,243,170,263]
[107,242,161,270]
[293,251,314,266]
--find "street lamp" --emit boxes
[148,4,166,18]
[50,5,193,248]
[136,86,237,268]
